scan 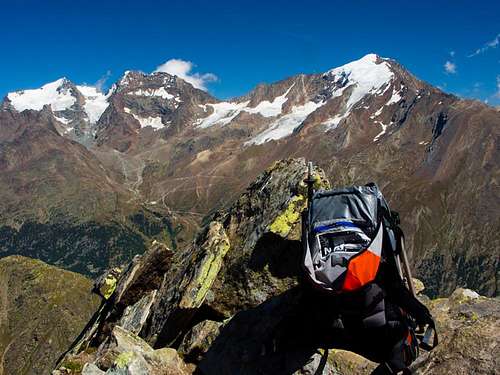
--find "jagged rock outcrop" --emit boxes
[56,326,193,375]
[0,256,101,375]
[56,159,332,373]
[55,159,499,374]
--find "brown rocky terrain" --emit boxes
[0,108,194,277]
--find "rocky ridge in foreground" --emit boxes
[53,159,499,375]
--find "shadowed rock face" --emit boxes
[55,159,500,375]
[0,256,100,375]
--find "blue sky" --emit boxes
[1,0,499,104]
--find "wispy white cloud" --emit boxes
[444,61,457,74]
[154,59,217,91]
[468,33,500,57]
[94,70,112,92]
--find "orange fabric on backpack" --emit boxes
[342,250,381,291]
[406,331,413,345]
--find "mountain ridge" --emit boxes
[0,53,498,297]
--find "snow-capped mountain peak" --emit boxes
[2,54,418,149]
[4,78,110,140]
[324,53,394,109]
[6,78,76,112]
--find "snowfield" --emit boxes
[195,54,397,144]
[76,85,110,124]
[123,107,167,130]
[196,85,294,129]
[246,100,324,145]
[7,78,76,112]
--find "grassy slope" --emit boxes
[0,256,101,375]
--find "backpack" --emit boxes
[301,164,438,372]
[302,183,388,293]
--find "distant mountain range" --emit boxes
[1,54,498,296]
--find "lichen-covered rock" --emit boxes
[178,221,230,310]
[65,242,173,356]
[327,350,376,375]
[94,268,122,300]
[413,278,426,295]
[269,194,306,238]
[152,348,195,375]
[63,325,193,375]
[143,220,231,346]
[106,350,150,375]
[204,159,329,317]
[95,325,155,369]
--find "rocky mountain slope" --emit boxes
[0,256,101,375]
[53,160,499,375]
[0,108,195,277]
[3,78,108,145]
[1,54,498,296]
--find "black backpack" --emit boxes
[301,163,438,371]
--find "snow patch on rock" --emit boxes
[196,101,250,128]
[196,85,294,128]
[244,85,294,117]
[246,100,325,145]
[373,120,393,142]
[124,107,166,130]
[386,87,402,106]
[76,85,110,124]
[370,107,384,119]
[129,87,175,100]
[322,113,348,130]
[53,115,71,125]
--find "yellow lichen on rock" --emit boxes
[102,275,118,300]
[114,351,135,368]
[313,171,331,190]
[269,195,305,237]
[180,222,230,309]
[98,267,122,300]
